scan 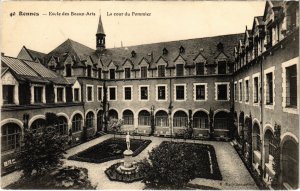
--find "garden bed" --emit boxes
[160,141,222,180]
[68,138,151,163]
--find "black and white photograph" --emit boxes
[0,1,299,190]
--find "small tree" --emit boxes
[271,123,281,189]
[209,108,214,140]
[246,113,253,166]
[108,118,123,139]
[18,112,66,177]
[140,142,197,189]
[228,106,235,139]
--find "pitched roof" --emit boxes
[1,56,69,85]
[96,15,105,35]
[97,33,244,69]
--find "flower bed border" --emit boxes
[68,138,152,164]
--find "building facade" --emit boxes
[1,0,299,189]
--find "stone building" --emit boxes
[1,0,298,189]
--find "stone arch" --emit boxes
[154,108,169,116]
[57,112,70,125]
[138,110,151,126]
[97,110,104,132]
[213,109,230,117]
[28,115,46,127]
[172,108,189,118]
[1,122,22,152]
[56,115,69,135]
[192,108,209,116]
[122,109,134,125]
[281,134,299,189]
[71,112,84,133]
[193,110,209,128]
[70,110,84,123]
[108,108,119,120]
[85,109,96,118]
[263,123,274,135]
[86,110,96,130]
[1,118,23,130]
[173,110,188,127]
[214,110,230,130]
[155,110,169,127]
[264,127,275,163]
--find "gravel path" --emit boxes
[1,135,257,190]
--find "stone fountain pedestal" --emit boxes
[116,149,137,175]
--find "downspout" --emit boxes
[80,80,87,141]
[260,53,265,173]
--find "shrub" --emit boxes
[18,113,67,177]
[139,142,199,189]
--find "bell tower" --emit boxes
[96,15,106,51]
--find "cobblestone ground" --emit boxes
[1,134,258,190]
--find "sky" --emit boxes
[1,1,265,57]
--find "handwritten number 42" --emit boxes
[10,12,16,17]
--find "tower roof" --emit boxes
[96,15,105,35]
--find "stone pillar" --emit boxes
[42,86,46,103]
[30,85,34,104]
[54,86,57,103]
[123,149,133,168]
[14,84,19,105]
[63,87,66,102]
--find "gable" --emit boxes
[123,59,133,68]
[86,56,94,66]
[215,52,229,61]
[194,52,206,63]
[48,57,57,67]
[17,47,34,61]
[64,55,73,66]
[2,70,18,85]
[107,61,117,69]
[73,80,81,89]
[174,55,186,65]
[156,57,168,65]
[139,58,149,67]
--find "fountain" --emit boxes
[105,131,144,182]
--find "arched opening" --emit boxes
[138,110,151,126]
[264,129,275,164]
[55,116,68,135]
[66,64,72,77]
[86,111,94,129]
[244,117,251,142]
[239,111,245,135]
[31,118,46,133]
[214,111,229,130]
[108,109,118,120]
[173,111,188,127]
[155,110,169,127]
[252,123,261,152]
[1,123,21,152]
[123,110,134,125]
[282,140,298,189]
[193,111,209,128]
[72,114,82,133]
[97,110,103,132]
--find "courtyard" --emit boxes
[2,134,258,190]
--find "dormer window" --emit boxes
[87,65,92,77]
[218,61,227,74]
[98,68,102,79]
[217,42,224,51]
[163,48,168,55]
[109,69,115,80]
[66,64,72,77]
[125,68,131,79]
[179,46,185,53]
[131,50,136,57]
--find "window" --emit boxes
[66,64,72,77]
[1,123,21,152]
[245,79,249,102]
[87,65,92,77]
[138,110,151,126]
[124,87,132,100]
[216,83,228,100]
[239,81,243,101]
[109,87,116,101]
[109,69,115,79]
[86,112,94,129]
[87,85,93,102]
[218,62,227,74]
[140,86,148,100]
[175,85,185,101]
[176,64,184,76]
[123,110,134,125]
[72,114,82,133]
[2,85,14,104]
[266,72,273,105]
[196,63,204,75]
[57,87,64,102]
[55,116,68,135]
[234,82,237,101]
[158,65,165,77]
[195,84,205,100]
[98,68,102,79]
[253,77,259,103]
[74,88,80,102]
[157,85,166,100]
[97,86,103,101]
[286,65,297,107]
[141,66,147,78]
[125,68,131,79]
[34,86,43,103]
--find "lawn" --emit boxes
[160,141,222,180]
[68,138,151,163]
